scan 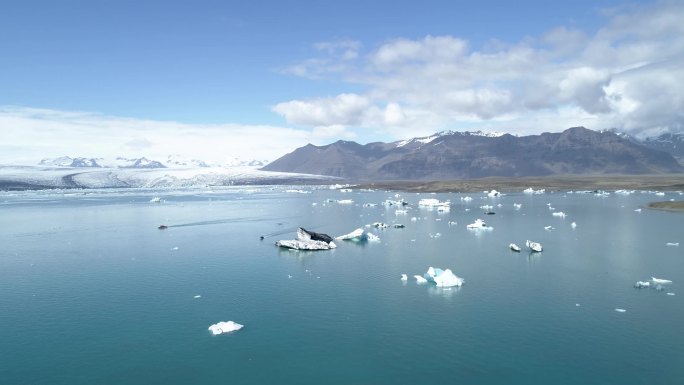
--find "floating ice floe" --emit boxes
[424,266,464,287]
[667,292,675,296]
[339,188,352,193]
[571,222,577,229]
[526,240,543,252]
[544,226,554,231]
[276,228,337,250]
[634,281,651,289]
[461,196,473,202]
[194,295,202,298]
[448,221,457,226]
[634,208,642,212]
[614,308,627,313]
[410,217,418,222]
[286,189,310,194]
[418,198,451,210]
[395,209,408,215]
[513,203,522,210]
[487,189,500,197]
[666,242,679,247]
[335,228,366,241]
[509,243,521,252]
[400,274,408,281]
[414,275,428,284]
[523,188,545,195]
[150,197,162,203]
[467,219,492,230]
[652,277,673,284]
[363,203,378,208]
[552,212,567,218]
[208,321,244,335]
[337,199,354,204]
[429,232,442,239]
[384,199,408,206]
[372,222,389,229]
[366,233,381,242]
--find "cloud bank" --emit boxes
[274,1,684,139]
[0,106,343,165]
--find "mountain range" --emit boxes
[262,127,684,180]
[37,156,269,169]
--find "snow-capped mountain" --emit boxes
[39,156,103,168]
[36,155,269,169]
[221,158,270,167]
[641,133,684,165]
[165,155,210,168]
[394,130,506,148]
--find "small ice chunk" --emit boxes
[366,233,381,242]
[150,197,162,203]
[172,246,179,250]
[552,211,566,218]
[414,275,428,284]
[634,208,642,212]
[666,242,679,247]
[634,281,650,288]
[400,274,408,281]
[544,225,554,231]
[651,277,673,284]
[575,303,581,307]
[614,308,626,313]
[571,222,577,229]
[208,321,244,335]
[194,295,202,299]
[667,292,675,296]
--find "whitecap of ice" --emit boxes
[208,321,243,335]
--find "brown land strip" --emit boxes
[353,174,684,193]
[647,201,684,212]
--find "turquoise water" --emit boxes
[1,188,683,384]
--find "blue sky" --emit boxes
[1,0,682,164]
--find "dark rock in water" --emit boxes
[394,224,405,228]
[158,225,168,230]
[299,227,333,244]
[485,211,496,215]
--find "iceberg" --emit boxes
[414,275,428,284]
[526,240,543,252]
[150,197,162,203]
[423,266,464,287]
[487,189,500,197]
[651,277,673,284]
[509,243,521,252]
[400,274,408,281]
[571,222,577,229]
[552,212,566,218]
[634,281,651,289]
[335,228,366,241]
[467,219,491,230]
[208,321,243,335]
[366,233,381,242]
[418,198,451,209]
[276,228,337,250]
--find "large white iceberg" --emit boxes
[423,266,464,287]
[467,219,491,230]
[335,228,366,241]
[276,228,337,250]
[418,198,451,209]
[208,321,244,335]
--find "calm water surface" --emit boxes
[1,187,683,384]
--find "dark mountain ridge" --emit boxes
[262,127,683,180]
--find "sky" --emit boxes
[1,0,683,165]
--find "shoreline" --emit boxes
[647,201,684,213]
[353,175,684,193]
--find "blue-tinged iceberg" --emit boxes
[423,266,465,287]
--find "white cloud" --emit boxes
[277,1,684,139]
[0,106,317,165]
[272,93,371,126]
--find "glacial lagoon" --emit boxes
[1,187,683,384]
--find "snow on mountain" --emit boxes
[165,155,210,168]
[39,156,103,168]
[394,130,506,148]
[221,157,270,167]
